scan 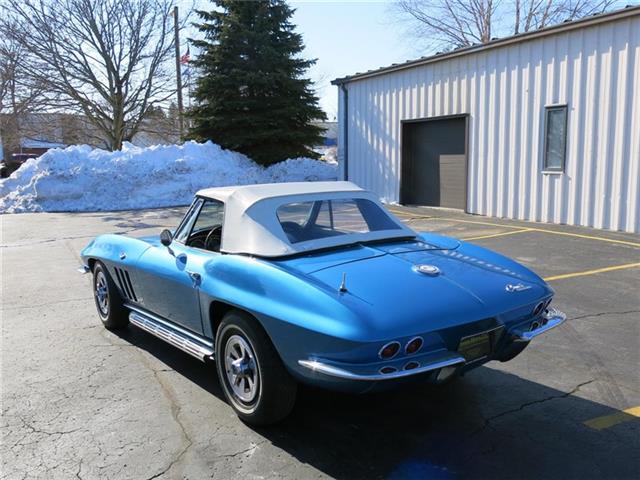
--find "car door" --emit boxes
[136,199,224,334]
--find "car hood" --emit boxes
[278,235,550,333]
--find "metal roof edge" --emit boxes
[331,5,640,85]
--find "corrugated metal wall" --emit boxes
[337,13,640,233]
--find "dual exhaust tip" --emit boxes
[378,360,422,375]
[531,298,553,331]
[378,361,457,383]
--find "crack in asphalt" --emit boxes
[16,415,83,438]
[5,415,85,453]
[214,441,266,460]
[137,357,194,480]
[75,458,83,480]
[560,322,630,411]
[474,379,596,435]
[569,310,640,321]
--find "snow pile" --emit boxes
[0,141,338,212]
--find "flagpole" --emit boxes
[184,48,192,129]
[187,66,192,111]
[173,6,184,140]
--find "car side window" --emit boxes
[174,198,204,244]
[191,200,225,235]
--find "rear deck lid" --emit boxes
[275,235,460,275]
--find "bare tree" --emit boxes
[395,0,618,51]
[3,0,180,151]
[0,18,50,160]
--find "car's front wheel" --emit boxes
[92,261,129,330]
[215,310,297,425]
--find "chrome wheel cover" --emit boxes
[95,270,109,315]
[224,334,259,404]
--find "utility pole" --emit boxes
[173,6,184,139]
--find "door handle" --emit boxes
[186,271,201,284]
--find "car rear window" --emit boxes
[276,198,401,244]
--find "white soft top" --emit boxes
[196,181,415,257]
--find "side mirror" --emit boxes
[160,229,173,247]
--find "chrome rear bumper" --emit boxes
[299,308,567,382]
[298,352,465,381]
[512,307,567,342]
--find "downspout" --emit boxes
[339,83,349,181]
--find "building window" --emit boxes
[543,105,568,172]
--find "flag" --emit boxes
[180,46,190,65]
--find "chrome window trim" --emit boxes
[173,198,204,245]
[174,197,225,250]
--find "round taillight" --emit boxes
[379,366,397,375]
[404,361,420,370]
[378,341,401,359]
[405,337,423,355]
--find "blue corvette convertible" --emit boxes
[80,181,565,425]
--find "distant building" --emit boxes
[0,110,180,160]
[333,6,639,233]
[1,113,95,161]
[312,121,338,147]
[18,138,68,157]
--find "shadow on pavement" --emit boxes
[115,326,640,480]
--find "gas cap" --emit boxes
[415,264,440,276]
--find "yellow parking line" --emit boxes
[462,228,534,241]
[390,212,526,230]
[390,211,640,248]
[528,228,640,249]
[389,211,433,220]
[544,262,640,282]
[584,406,640,430]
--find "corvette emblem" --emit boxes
[416,264,440,276]
[505,283,531,292]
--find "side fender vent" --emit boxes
[114,267,138,302]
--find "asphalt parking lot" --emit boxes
[1,205,639,479]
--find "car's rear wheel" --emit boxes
[215,310,297,425]
[92,261,129,330]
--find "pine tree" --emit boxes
[189,0,327,166]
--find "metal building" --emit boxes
[332,6,640,233]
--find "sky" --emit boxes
[181,0,417,120]
[289,1,414,120]
[181,1,632,119]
